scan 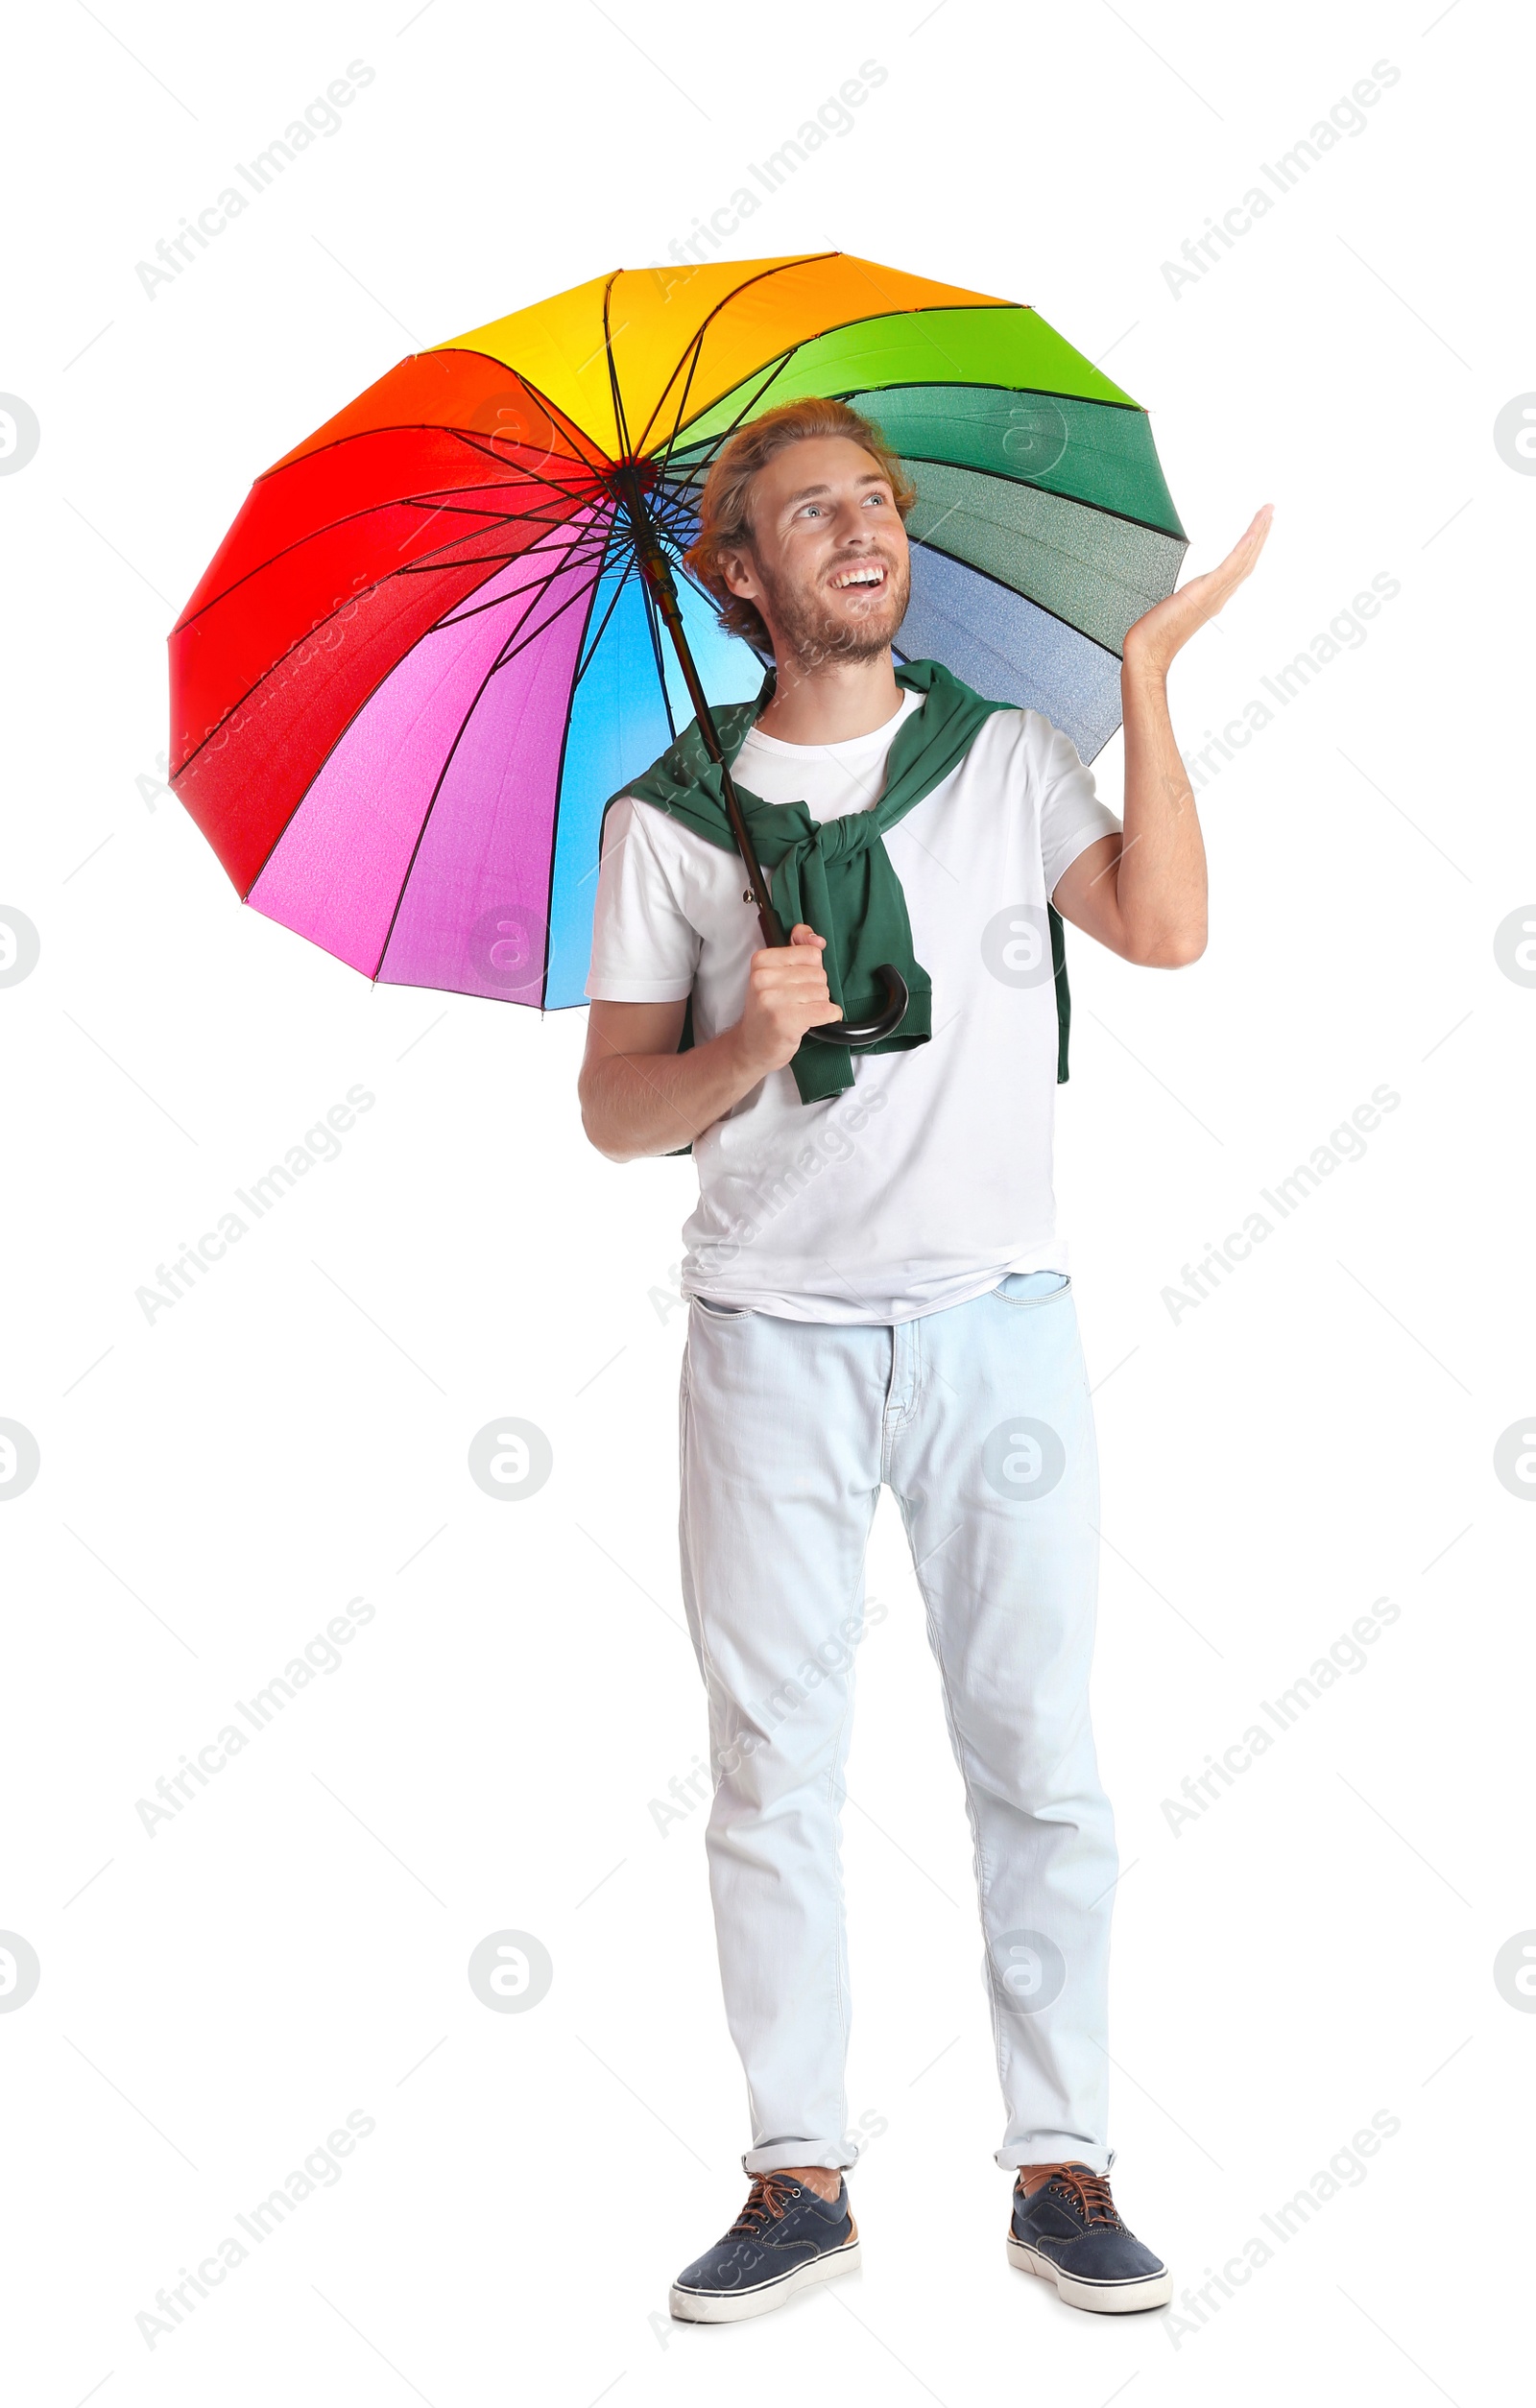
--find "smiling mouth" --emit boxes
[828,560,889,592]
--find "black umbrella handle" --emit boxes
[747,877,909,1049]
[802,964,909,1048]
[625,491,909,1054]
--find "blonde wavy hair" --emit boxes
[681,397,916,653]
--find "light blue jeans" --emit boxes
[678,1269,1116,2177]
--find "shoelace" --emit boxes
[727,2171,806,2237]
[1031,2164,1126,2228]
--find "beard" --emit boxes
[753,546,911,673]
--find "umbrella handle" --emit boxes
[800,962,909,1049]
[753,893,908,1048]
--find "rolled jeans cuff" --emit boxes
[996,2139,1115,2176]
[743,2139,858,2176]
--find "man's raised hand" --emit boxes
[1122,505,1274,679]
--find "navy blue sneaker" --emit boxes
[670,2171,860,2323]
[1008,2162,1171,2312]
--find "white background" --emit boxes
[2,1,1532,2401]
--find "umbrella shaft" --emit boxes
[622,487,787,947]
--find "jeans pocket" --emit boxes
[691,1294,754,1321]
[991,1270,1071,1306]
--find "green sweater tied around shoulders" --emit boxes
[604,656,1070,1107]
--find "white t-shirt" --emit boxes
[586,687,1120,1323]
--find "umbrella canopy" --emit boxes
[168,250,1186,1012]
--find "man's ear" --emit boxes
[718,542,758,603]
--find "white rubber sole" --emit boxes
[1007,2234,1172,2313]
[670,2232,861,2324]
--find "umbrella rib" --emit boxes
[393,529,615,684]
[388,540,600,602]
[906,465,1188,592]
[652,323,800,495]
[602,274,636,465]
[571,535,639,690]
[394,502,615,570]
[392,516,597,571]
[229,521,611,901]
[652,329,710,478]
[368,508,614,982]
[253,432,601,488]
[635,570,678,744]
[661,373,1154,474]
[401,492,587,523]
[834,371,1146,417]
[395,543,612,648]
[536,550,613,1010]
[905,529,1154,661]
[471,545,615,681]
[405,521,615,628]
[437,364,620,480]
[189,372,615,630]
[444,417,612,479]
[174,512,611,777]
[657,342,810,480]
[896,448,1188,542]
[651,291,798,478]
[175,474,602,634]
[398,474,605,517]
[405,542,608,623]
[800,266,1028,400]
[252,353,613,484]
[631,251,841,459]
[188,552,612,941]
[440,443,608,499]
[657,299,1079,464]
[388,497,602,554]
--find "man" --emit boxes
[579,396,1269,2323]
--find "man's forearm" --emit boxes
[1115,645,1209,966]
[581,1022,764,1162]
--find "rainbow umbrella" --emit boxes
[168,250,1186,1031]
